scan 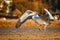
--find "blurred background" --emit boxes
[0,0,60,18]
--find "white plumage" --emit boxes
[44,9,54,20]
[16,10,48,28]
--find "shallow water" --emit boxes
[0,29,60,32]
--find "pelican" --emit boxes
[16,10,48,28]
[16,9,55,30]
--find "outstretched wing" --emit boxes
[44,9,54,20]
[16,13,29,28]
[16,10,34,28]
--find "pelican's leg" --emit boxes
[44,25,47,31]
[44,23,49,31]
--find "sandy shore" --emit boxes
[0,32,60,40]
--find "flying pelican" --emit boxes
[16,9,55,30]
[16,10,48,28]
